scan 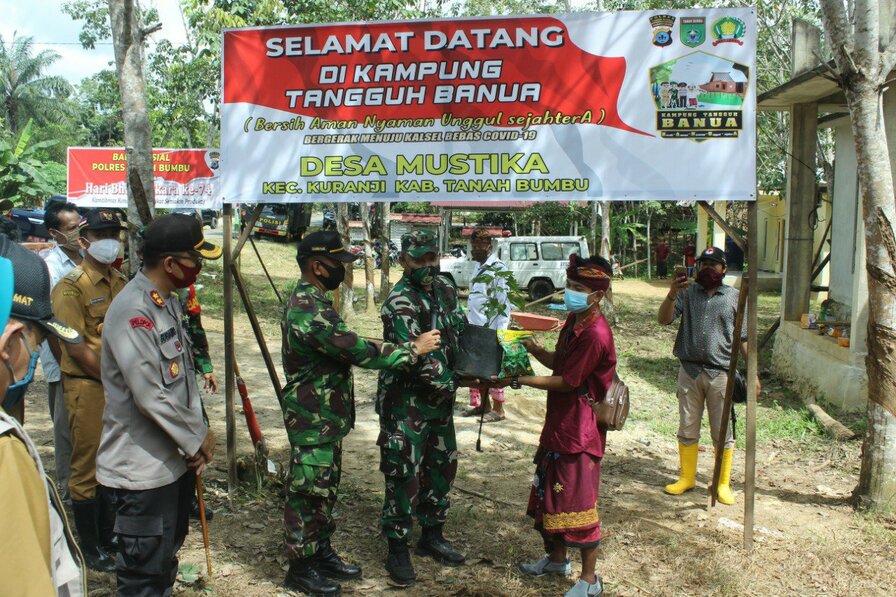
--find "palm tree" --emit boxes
[0,33,73,134]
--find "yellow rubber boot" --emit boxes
[664,442,698,495]
[716,448,735,505]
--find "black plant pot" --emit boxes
[454,324,502,380]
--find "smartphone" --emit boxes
[674,265,688,281]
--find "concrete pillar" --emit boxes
[697,205,709,250]
[781,20,821,322]
[711,201,727,249]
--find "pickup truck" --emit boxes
[441,235,590,300]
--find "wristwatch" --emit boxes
[510,376,521,389]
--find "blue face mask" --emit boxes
[3,337,39,412]
[564,289,592,313]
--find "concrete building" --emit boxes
[756,21,887,412]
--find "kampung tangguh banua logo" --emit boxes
[649,14,749,143]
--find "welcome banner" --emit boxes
[67,148,222,209]
[221,9,756,203]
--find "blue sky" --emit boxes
[0,0,188,85]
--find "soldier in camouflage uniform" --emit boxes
[280,230,442,597]
[377,230,471,587]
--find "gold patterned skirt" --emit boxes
[526,448,602,548]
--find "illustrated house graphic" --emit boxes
[701,72,745,95]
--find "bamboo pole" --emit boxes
[222,205,237,497]
[231,264,283,405]
[744,202,759,551]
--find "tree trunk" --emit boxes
[379,202,392,301]
[819,0,896,515]
[589,201,599,255]
[361,202,376,312]
[336,203,354,320]
[646,211,653,280]
[600,201,611,259]
[849,90,896,514]
[108,0,155,275]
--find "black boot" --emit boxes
[71,499,116,572]
[386,538,416,587]
[416,524,465,567]
[284,557,341,596]
[98,488,118,554]
[315,539,362,580]
[190,495,214,521]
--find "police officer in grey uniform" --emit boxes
[95,214,222,595]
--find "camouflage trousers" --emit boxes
[284,441,342,558]
[378,410,458,540]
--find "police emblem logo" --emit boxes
[100,210,115,221]
[681,17,706,48]
[149,290,165,307]
[706,247,715,254]
[169,360,180,378]
[649,14,675,47]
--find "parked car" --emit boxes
[441,235,590,300]
[171,208,218,229]
[253,204,311,241]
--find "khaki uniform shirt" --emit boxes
[50,259,127,379]
[96,272,208,491]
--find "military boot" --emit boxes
[71,499,116,572]
[316,539,362,580]
[284,557,341,596]
[386,538,416,587]
[97,488,119,554]
[416,524,465,566]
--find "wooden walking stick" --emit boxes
[195,475,212,576]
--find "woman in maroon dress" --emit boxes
[499,254,615,597]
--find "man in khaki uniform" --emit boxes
[51,208,127,572]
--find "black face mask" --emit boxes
[316,260,345,291]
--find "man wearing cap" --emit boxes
[0,237,85,596]
[657,246,758,505]
[96,213,221,595]
[280,230,442,596]
[503,254,615,597]
[463,227,513,422]
[50,208,127,571]
[377,229,470,587]
[40,200,83,501]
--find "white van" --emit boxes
[441,235,590,300]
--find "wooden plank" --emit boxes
[222,205,237,497]
[744,202,759,552]
[697,201,746,253]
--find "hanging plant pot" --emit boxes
[454,324,502,380]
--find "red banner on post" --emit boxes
[67,147,221,208]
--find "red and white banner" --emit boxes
[67,148,222,209]
[222,9,756,203]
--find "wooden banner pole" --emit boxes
[222,204,237,497]
[744,202,759,551]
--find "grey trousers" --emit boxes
[48,381,73,499]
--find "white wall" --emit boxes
[829,121,859,306]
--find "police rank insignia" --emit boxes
[681,17,706,48]
[149,290,165,307]
[649,14,675,47]
[169,360,180,378]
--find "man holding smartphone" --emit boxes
[656,247,759,505]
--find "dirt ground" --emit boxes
[20,259,896,596]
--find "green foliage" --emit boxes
[469,267,525,325]
[0,34,74,134]
[0,120,66,205]
[75,70,124,147]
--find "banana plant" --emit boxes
[0,119,65,205]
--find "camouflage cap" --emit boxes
[400,230,438,258]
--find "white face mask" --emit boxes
[86,239,121,264]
